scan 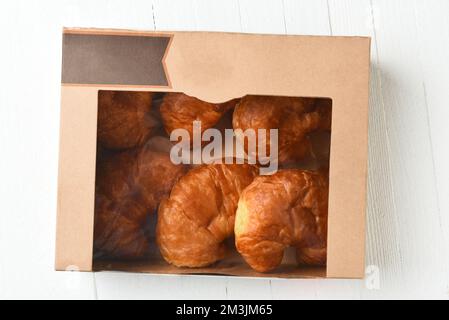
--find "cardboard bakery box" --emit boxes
[56,28,370,279]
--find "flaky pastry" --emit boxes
[235,169,329,272]
[156,163,258,267]
[232,95,332,165]
[94,147,186,258]
[97,91,158,150]
[160,93,237,142]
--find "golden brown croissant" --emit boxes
[94,194,150,259]
[232,95,332,165]
[156,163,258,267]
[160,93,237,142]
[94,147,187,259]
[235,169,329,272]
[97,91,159,150]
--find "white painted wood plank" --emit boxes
[0,0,106,299]
[62,0,155,30]
[94,273,228,300]
[192,0,242,32]
[0,0,447,300]
[412,0,449,297]
[372,0,447,299]
[270,278,364,300]
[328,0,373,37]
[154,0,241,32]
[283,0,330,35]
[327,0,448,300]
[0,0,158,300]
[238,0,286,34]
[357,0,445,298]
[328,0,406,299]
[224,277,273,300]
[152,0,197,31]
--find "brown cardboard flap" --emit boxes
[56,88,98,271]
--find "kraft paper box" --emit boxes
[55,28,371,279]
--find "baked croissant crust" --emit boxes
[94,194,150,259]
[156,163,258,267]
[235,169,329,272]
[232,95,332,165]
[94,147,186,259]
[97,91,158,150]
[160,93,237,142]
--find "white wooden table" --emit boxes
[0,0,448,300]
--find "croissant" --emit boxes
[156,163,258,267]
[232,95,332,165]
[94,147,187,259]
[235,169,329,272]
[94,194,150,259]
[160,93,237,142]
[97,91,159,150]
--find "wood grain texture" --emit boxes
[0,0,447,299]
[369,0,446,298]
[412,0,449,296]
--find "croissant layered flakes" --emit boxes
[93,90,332,273]
[97,91,159,150]
[233,95,332,165]
[156,163,258,267]
[94,146,186,259]
[235,169,329,272]
[160,92,238,143]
